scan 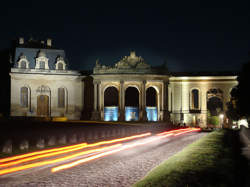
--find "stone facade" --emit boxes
[10,39,84,120]
[169,75,237,127]
[9,39,238,126]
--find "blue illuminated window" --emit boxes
[146,107,158,121]
[125,107,139,121]
[104,106,118,121]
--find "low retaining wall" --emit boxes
[0,120,172,154]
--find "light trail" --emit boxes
[157,128,190,136]
[51,133,174,173]
[0,144,121,176]
[0,142,87,163]
[0,143,94,167]
[0,133,151,167]
[174,128,201,136]
[82,132,151,148]
[0,128,200,176]
[51,128,201,173]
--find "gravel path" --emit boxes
[0,132,207,187]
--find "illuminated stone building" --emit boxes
[91,51,169,122]
[9,38,238,127]
[90,52,237,127]
[10,38,84,119]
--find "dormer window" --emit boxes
[58,62,63,70]
[17,54,29,69]
[40,61,45,69]
[55,56,66,70]
[35,50,49,70]
[20,61,27,69]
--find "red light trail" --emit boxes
[0,128,200,176]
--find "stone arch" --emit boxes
[146,87,157,106]
[146,86,158,121]
[104,86,119,106]
[103,86,119,121]
[207,88,224,127]
[125,86,140,121]
[125,86,139,107]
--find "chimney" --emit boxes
[47,38,52,47]
[19,37,24,45]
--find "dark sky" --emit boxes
[1,2,249,72]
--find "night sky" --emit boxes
[1,2,249,72]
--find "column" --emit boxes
[140,80,147,121]
[93,82,97,111]
[98,81,103,119]
[119,81,125,121]
[163,81,170,121]
[91,80,101,120]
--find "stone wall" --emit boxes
[0,120,172,154]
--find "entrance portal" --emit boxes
[146,87,158,121]
[125,87,139,121]
[104,86,119,121]
[37,95,49,116]
[207,88,223,127]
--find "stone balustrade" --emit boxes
[0,122,172,154]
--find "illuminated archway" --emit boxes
[125,87,139,121]
[104,86,119,121]
[146,87,158,121]
[207,89,223,127]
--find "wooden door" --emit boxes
[37,95,49,116]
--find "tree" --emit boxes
[231,58,250,119]
[226,87,239,121]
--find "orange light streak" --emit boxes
[0,142,87,164]
[157,128,189,136]
[0,143,91,167]
[0,133,151,167]
[51,133,174,173]
[84,132,151,148]
[0,144,121,176]
[174,128,200,136]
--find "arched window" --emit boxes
[40,61,45,69]
[58,63,63,70]
[20,61,26,69]
[191,89,199,110]
[58,88,65,108]
[20,87,28,107]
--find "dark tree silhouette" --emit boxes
[226,87,239,121]
[231,58,250,118]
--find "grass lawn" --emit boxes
[134,129,248,187]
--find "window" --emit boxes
[58,63,63,70]
[40,61,45,69]
[58,88,65,108]
[191,89,199,110]
[20,61,26,69]
[20,87,28,107]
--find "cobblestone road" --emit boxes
[0,132,207,187]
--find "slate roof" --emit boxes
[14,47,66,70]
